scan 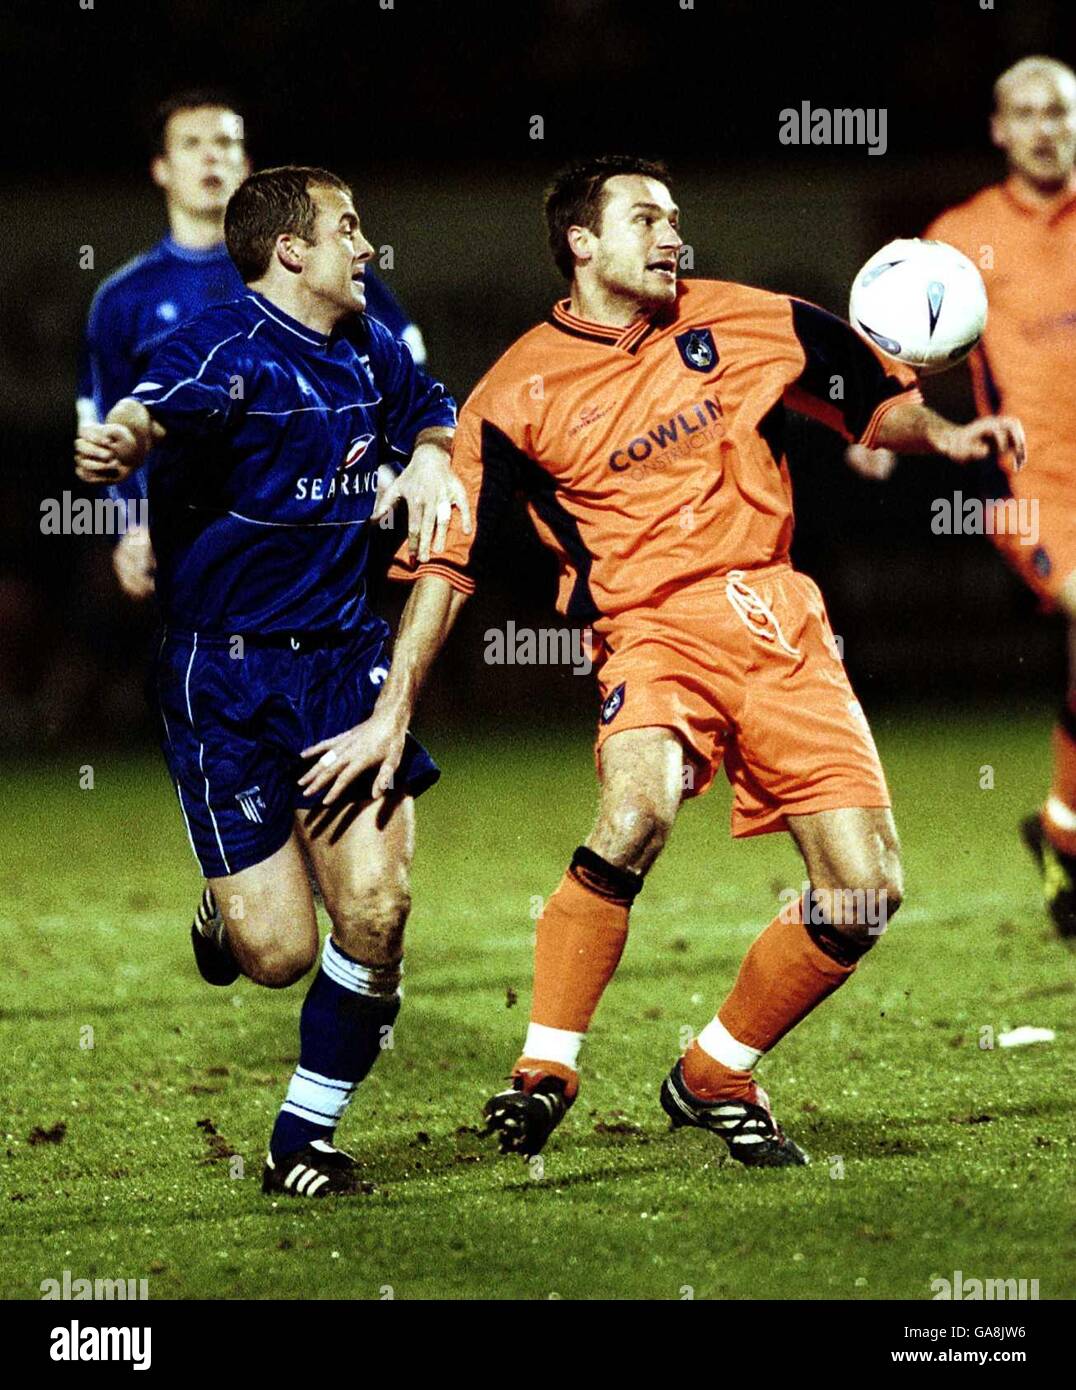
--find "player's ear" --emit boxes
[275,233,305,274]
[150,155,170,192]
[988,112,1008,153]
[567,224,592,269]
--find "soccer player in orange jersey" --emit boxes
[925,57,1076,937]
[392,155,1025,1164]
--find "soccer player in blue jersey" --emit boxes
[75,166,470,1197]
[80,90,432,961]
[77,89,426,599]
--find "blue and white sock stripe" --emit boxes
[321,938,401,998]
[278,1101,337,1128]
[280,1067,357,1126]
[295,1065,354,1094]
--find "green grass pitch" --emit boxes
[1,706,1073,1300]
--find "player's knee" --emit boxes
[329,881,411,965]
[245,935,318,989]
[806,856,903,957]
[599,794,676,870]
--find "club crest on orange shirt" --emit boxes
[601,682,625,724]
[675,327,718,373]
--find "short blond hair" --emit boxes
[994,56,1076,109]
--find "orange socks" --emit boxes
[513,847,641,1085]
[1043,709,1076,857]
[682,897,859,1101]
[516,854,873,1107]
[530,859,633,1029]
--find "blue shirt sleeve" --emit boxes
[83,284,136,422]
[132,322,245,437]
[81,286,150,510]
[363,269,427,365]
[365,316,456,463]
[363,270,409,338]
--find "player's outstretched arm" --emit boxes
[371,426,472,563]
[873,399,1026,469]
[299,573,468,805]
[74,398,164,486]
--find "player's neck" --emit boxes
[167,203,227,251]
[247,275,343,338]
[568,279,651,330]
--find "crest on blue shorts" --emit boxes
[235,786,267,824]
[675,328,718,373]
[601,682,626,725]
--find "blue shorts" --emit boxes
[154,622,440,878]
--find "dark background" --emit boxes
[2,0,1073,748]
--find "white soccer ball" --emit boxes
[848,237,987,373]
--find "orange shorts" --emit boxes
[593,564,890,838]
[987,472,1076,606]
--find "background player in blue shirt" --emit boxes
[75,166,471,1198]
[77,89,426,598]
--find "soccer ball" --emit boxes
[848,238,987,373]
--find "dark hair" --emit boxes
[151,89,246,157]
[224,166,352,284]
[544,154,672,280]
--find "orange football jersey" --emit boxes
[927,175,1076,484]
[392,278,920,619]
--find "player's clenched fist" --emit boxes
[74,422,142,485]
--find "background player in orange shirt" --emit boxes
[925,57,1076,937]
[384,155,1025,1165]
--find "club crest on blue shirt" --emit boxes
[343,434,376,468]
[601,682,626,725]
[675,327,718,373]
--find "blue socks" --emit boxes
[269,937,401,1160]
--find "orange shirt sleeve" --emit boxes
[782,297,921,444]
[387,391,523,594]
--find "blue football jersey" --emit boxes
[79,236,423,504]
[132,291,456,635]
